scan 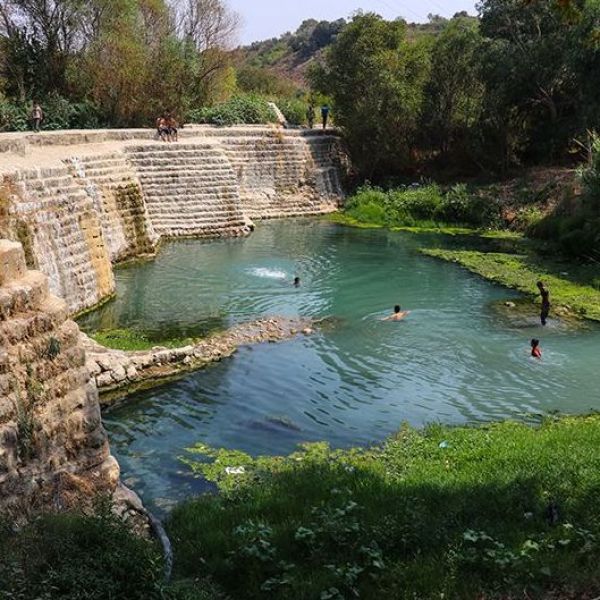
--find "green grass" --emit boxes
[422,249,600,322]
[0,501,228,599]
[168,416,600,599]
[91,328,196,351]
[327,211,523,238]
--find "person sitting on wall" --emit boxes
[382,305,410,321]
[166,113,178,142]
[156,114,170,141]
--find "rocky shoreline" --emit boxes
[83,316,315,405]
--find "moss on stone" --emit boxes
[114,182,154,256]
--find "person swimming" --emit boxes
[383,305,410,321]
[293,276,301,287]
[531,338,542,359]
[537,281,550,326]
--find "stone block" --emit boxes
[0,241,26,286]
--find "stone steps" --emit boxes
[127,143,247,239]
[138,173,238,183]
[128,150,229,160]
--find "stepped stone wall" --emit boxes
[223,133,344,219]
[69,153,158,262]
[0,126,347,314]
[0,240,119,516]
[2,168,115,312]
[126,142,249,238]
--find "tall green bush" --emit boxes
[276,97,307,126]
[187,94,276,126]
[345,184,501,228]
[0,93,102,131]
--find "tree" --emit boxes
[171,0,239,109]
[311,13,430,180]
[0,0,90,98]
[423,15,483,160]
[476,0,599,168]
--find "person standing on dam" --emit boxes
[321,104,330,130]
[31,102,44,132]
[306,104,315,129]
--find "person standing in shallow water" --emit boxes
[531,338,542,359]
[537,281,550,326]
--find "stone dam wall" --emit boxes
[0,126,347,314]
[0,240,119,516]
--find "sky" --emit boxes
[229,0,479,45]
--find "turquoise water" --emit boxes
[81,220,600,512]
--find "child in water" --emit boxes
[531,338,542,359]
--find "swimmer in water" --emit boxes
[531,338,542,359]
[293,276,301,287]
[383,305,410,321]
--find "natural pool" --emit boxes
[79,219,600,512]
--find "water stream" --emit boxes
[79,220,600,512]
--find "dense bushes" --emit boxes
[312,5,600,178]
[344,184,501,228]
[0,94,102,132]
[0,504,227,600]
[187,94,276,126]
[529,214,600,260]
[0,505,163,599]
[0,0,239,130]
[528,135,600,260]
[276,97,307,126]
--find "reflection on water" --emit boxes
[85,220,600,512]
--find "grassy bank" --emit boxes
[167,416,600,599]
[327,211,526,240]
[5,416,600,599]
[422,249,600,322]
